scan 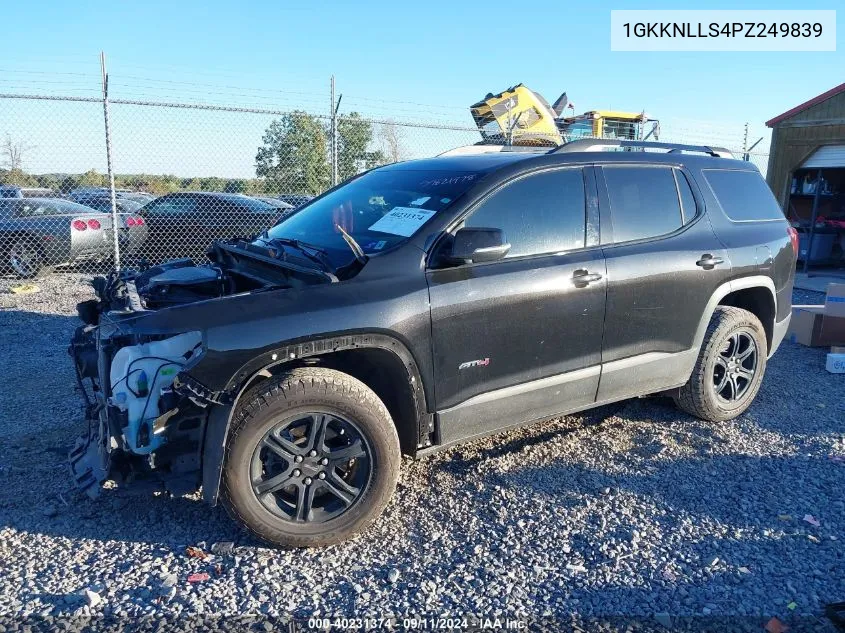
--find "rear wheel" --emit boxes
[7,239,42,278]
[220,367,401,548]
[674,306,767,422]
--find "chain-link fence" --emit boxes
[0,74,770,279]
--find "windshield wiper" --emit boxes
[257,234,336,274]
[335,224,368,265]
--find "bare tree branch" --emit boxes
[2,134,35,171]
[378,120,406,164]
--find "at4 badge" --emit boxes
[458,358,490,370]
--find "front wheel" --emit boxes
[674,306,768,422]
[220,367,401,548]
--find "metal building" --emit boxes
[766,83,845,270]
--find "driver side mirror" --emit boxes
[449,227,511,264]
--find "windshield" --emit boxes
[78,197,143,213]
[7,199,97,217]
[263,169,482,261]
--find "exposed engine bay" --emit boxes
[68,239,338,497]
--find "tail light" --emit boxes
[71,219,87,231]
[126,216,144,227]
[87,219,101,230]
[125,217,136,227]
[134,216,145,226]
[787,226,799,257]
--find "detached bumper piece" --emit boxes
[68,408,110,499]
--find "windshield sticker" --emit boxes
[409,196,430,207]
[368,207,436,237]
[420,174,477,187]
[373,240,387,250]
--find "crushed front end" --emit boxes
[68,262,228,498]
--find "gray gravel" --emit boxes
[1,273,843,627]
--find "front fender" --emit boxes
[197,331,428,506]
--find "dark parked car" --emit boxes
[0,185,58,199]
[137,192,280,262]
[252,196,297,222]
[69,188,155,206]
[70,140,796,547]
[274,193,314,208]
[0,198,141,277]
[74,195,144,214]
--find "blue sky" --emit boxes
[0,0,842,177]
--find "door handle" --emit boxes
[572,269,603,287]
[696,254,724,269]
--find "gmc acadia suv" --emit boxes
[69,139,797,547]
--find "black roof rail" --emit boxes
[551,139,734,158]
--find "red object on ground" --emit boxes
[765,617,789,633]
[187,572,210,583]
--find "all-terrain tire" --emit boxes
[220,367,401,548]
[673,306,767,422]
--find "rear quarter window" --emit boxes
[703,169,784,221]
[602,165,684,243]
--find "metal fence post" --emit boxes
[100,51,121,271]
[330,76,338,187]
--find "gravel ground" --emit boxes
[0,274,843,630]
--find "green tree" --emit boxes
[35,173,60,191]
[58,175,80,194]
[224,179,246,194]
[255,112,330,195]
[337,112,386,182]
[0,168,37,187]
[78,169,106,188]
[199,177,225,192]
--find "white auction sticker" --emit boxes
[368,207,435,237]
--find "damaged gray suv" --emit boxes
[70,140,796,547]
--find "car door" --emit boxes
[426,166,607,445]
[595,164,732,402]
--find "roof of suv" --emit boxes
[383,146,751,176]
[382,152,539,173]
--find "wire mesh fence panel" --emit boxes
[0,96,126,278]
[1,90,771,279]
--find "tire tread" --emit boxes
[674,306,767,422]
[219,367,399,548]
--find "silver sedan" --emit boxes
[0,198,147,278]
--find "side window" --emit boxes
[674,169,698,223]
[703,169,784,221]
[603,166,683,243]
[464,168,586,258]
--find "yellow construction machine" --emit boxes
[470,84,659,147]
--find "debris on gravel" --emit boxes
[83,587,102,608]
[210,541,235,556]
[1,272,843,625]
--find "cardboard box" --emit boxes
[788,306,845,347]
[826,353,845,374]
[825,283,845,318]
